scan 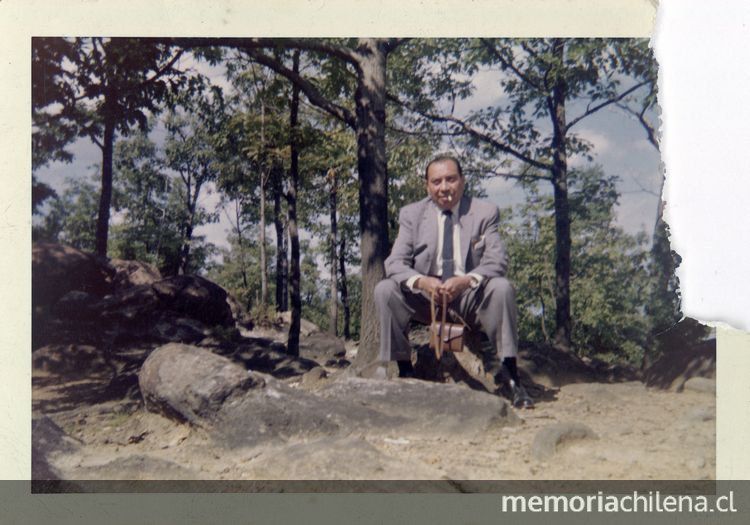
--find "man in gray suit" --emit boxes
[374,154,534,408]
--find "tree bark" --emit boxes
[178,177,201,276]
[328,168,339,336]
[339,234,351,339]
[273,167,288,312]
[234,198,249,291]
[549,39,572,352]
[95,109,116,257]
[258,100,269,311]
[286,50,302,357]
[352,39,390,367]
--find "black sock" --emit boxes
[502,357,520,385]
[397,360,415,377]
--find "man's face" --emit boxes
[426,159,465,211]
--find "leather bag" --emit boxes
[429,290,467,361]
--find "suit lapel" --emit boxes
[458,196,473,268]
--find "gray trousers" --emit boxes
[374,277,519,362]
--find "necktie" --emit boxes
[441,210,454,282]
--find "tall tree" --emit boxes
[163,84,225,274]
[502,166,652,364]
[173,37,405,366]
[396,38,656,352]
[32,37,185,257]
[286,49,303,356]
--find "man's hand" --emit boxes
[439,275,473,303]
[415,276,443,297]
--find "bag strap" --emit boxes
[431,289,470,328]
[430,289,444,356]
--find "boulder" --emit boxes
[225,292,254,329]
[644,338,715,391]
[33,344,115,378]
[682,377,716,394]
[51,291,101,322]
[32,243,114,310]
[245,437,449,481]
[531,422,598,461]
[299,366,329,389]
[110,259,162,291]
[231,341,319,378]
[32,416,81,481]
[152,275,235,327]
[276,311,320,335]
[67,455,199,481]
[138,344,519,450]
[316,376,520,438]
[644,318,715,390]
[138,343,259,425]
[298,331,347,365]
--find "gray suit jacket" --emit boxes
[384,195,509,285]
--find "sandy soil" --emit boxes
[33,366,715,482]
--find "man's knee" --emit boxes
[374,278,400,309]
[484,277,516,302]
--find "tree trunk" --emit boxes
[339,234,351,339]
[549,39,572,352]
[273,167,288,312]
[352,39,390,368]
[95,112,116,257]
[328,168,339,336]
[179,179,200,275]
[286,50,302,357]
[234,198,249,290]
[258,100,269,311]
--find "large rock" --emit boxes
[298,332,348,366]
[110,259,162,291]
[32,416,81,481]
[33,243,114,310]
[316,376,520,437]
[33,344,115,378]
[245,437,449,481]
[138,343,259,425]
[644,338,716,391]
[231,341,319,378]
[531,422,598,461]
[276,311,320,336]
[138,344,519,450]
[152,275,235,327]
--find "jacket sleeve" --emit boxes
[470,205,509,279]
[384,205,421,285]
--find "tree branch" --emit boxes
[465,167,551,182]
[480,39,542,92]
[566,80,650,131]
[387,91,552,171]
[385,123,464,138]
[164,37,359,66]
[383,38,410,53]
[616,101,659,151]
[140,48,185,87]
[246,49,356,129]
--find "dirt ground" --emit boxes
[32,365,716,482]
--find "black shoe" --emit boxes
[397,360,415,378]
[511,381,535,409]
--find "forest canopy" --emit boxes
[32,37,682,366]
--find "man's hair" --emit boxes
[425,154,463,179]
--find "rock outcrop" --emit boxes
[531,422,598,461]
[138,344,520,449]
[139,343,259,425]
[32,243,244,350]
